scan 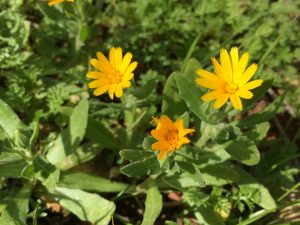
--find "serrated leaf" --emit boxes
[55,187,115,225]
[141,186,162,225]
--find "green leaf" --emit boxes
[0,186,31,225]
[176,161,204,186]
[46,99,89,165]
[195,206,225,225]
[141,186,162,225]
[244,122,270,144]
[0,152,27,178]
[33,155,60,193]
[242,79,273,109]
[121,156,161,177]
[236,94,284,127]
[120,149,153,161]
[162,72,187,119]
[54,187,115,225]
[164,221,180,225]
[183,58,201,81]
[0,98,26,140]
[200,164,239,186]
[37,2,66,21]
[58,143,103,170]
[221,136,260,165]
[86,117,118,149]
[234,166,276,210]
[59,172,130,193]
[175,75,224,124]
[201,122,230,141]
[161,174,204,190]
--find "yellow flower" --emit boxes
[48,0,74,6]
[87,47,138,99]
[195,47,263,110]
[151,115,195,160]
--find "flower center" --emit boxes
[165,130,179,148]
[109,68,122,84]
[225,83,239,94]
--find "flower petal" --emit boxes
[213,94,230,109]
[120,52,133,74]
[160,115,175,129]
[230,94,243,110]
[48,0,64,6]
[201,90,224,101]
[238,63,258,86]
[86,71,105,79]
[124,62,138,76]
[230,47,239,83]
[211,57,223,77]
[236,88,253,99]
[122,80,131,88]
[108,83,117,99]
[109,47,117,67]
[115,84,123,98]
[90,59,112,74]
[88,80,101,88]
[195,77,223,90]
[158,149,169,160]
[242,79,263,90]
[123,72,134,81]
[237,52,249,76]
[152,141,170,152]
[96,52,113,73]
[220,48,232,82]
[93,85,109,96]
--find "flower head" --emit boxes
[151,115,195,160]
[195,47,263,110]
[48,0,74,6]
[87,47,137,99]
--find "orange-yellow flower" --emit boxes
[87,47,137,99]
[195,47,263,110]
[151,115,195,160]
[48,0,74,6]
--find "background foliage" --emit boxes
[0,0,299,224]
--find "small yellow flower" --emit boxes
[48,0,74,6]
[87,47,137,99]
[151,115,195,160]
[195,47,263,110]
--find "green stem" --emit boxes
[278,182,300,202]
[237,200,300,225]
[181,32,201,72]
